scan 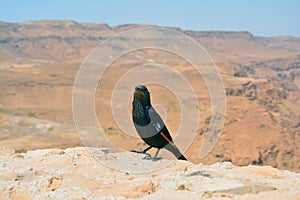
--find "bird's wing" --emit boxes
[159,126,174,144]
[148,107,174,143]
[134,106,164,138]
[147,106,164,132]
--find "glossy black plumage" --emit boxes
[131,85,187,160]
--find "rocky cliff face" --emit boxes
[1,20,299,62]
[0,147,299,200]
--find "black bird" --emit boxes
[131,85,187,161]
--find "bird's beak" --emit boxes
[135,85,144,90]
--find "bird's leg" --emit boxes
[152,148,161,160]
[142,146,152,153]
[131,146,152,157]
[143,148,162,161]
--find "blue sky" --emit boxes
[1,0,299,36]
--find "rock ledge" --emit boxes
[0,147,299,199]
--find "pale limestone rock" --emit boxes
[0,147,299,199]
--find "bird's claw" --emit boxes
[131,149,162,161]
[142,155,152,160]
[130,149,141,153]
[131,149,148,154]
[131,150,151,157]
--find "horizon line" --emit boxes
[1,19,299,38]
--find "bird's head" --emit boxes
[133,85,151,104]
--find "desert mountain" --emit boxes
[1,20,299,63]
[0,20,300,172]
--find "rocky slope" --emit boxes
[0,147,299,200]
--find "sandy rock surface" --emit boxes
[0,147,299,199]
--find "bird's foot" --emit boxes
[131,148,161,161]
[130,149,151,157]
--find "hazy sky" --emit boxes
[1,0,299,36]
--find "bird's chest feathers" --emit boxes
[133,102,164,138]
[132,101,150,126]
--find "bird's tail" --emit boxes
[164,143,187,161]
[177,154,187,160]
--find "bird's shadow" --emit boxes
[142,155,163,161]
[186,171,213,178]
